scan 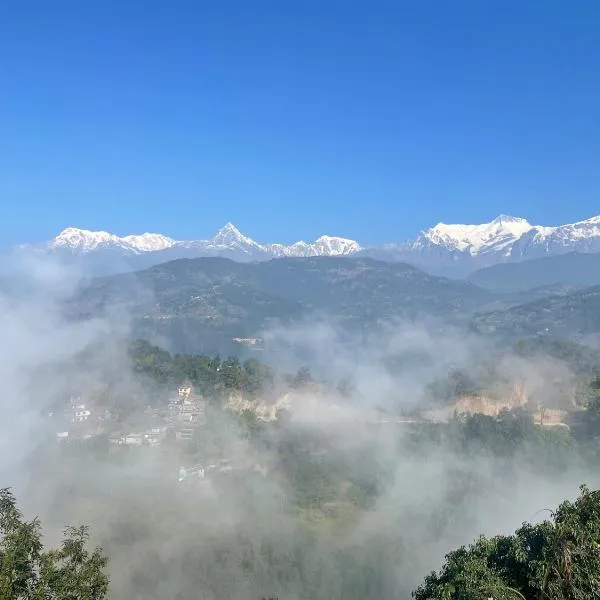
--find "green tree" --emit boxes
[274,407,292,429]
[293,366,312,388]
[238,409,264,440]
[243,358,274,395]
[0,488,109,599]
[413,485,600,600]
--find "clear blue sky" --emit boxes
[1,1,599,246]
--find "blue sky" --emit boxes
[1,1,599,246]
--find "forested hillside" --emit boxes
[472,285,600,341]
[468,252,600,292]
[68,256,493,354]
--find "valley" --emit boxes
[4,242,600,600]
[4,3,600,597]
[18,329,600,599]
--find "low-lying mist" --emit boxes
[1,256,598,599]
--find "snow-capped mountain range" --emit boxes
[10,214,600,276]
[45,223,362,259]
[367,214,600,275]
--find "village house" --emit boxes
[67,396,92,423]
[144,426,169,446]
[109,425,169,447]
[167,396,182,418]
[108,433,124,446]
[72,404,91,423]
[123,433,145,446]
[233,337,261,346]
[168,382,207,429]
[175,427,195,441]
[178,382,193,400]
[178,399,207,424]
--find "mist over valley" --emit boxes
[3,247,600,598]
[3,2,600,596]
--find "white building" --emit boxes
[123,433,144,446]
[72,404,91,423]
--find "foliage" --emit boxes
[0,488,109,599]
[292,366,313,389]
[406,408,578,473]
[472,285,600,342]
[426,368,480,402]
[129,339,274,398]
[413,485,600,600]
[514,339,600,375]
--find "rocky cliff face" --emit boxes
[453,390,529,417]
[224,391,291,421]
[422,382,530,421]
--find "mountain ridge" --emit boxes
[468,252,600,292]
[68,255,493,355]
[45,222,362,259]
[11,214,600,276]
[471,283,600,342]
[376,214,600,274]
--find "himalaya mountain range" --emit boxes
[7,213,600,277]
[4,213,600,355]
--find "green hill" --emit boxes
[471,284,600,342]
[69,256,493,354]
[468,252,600,292]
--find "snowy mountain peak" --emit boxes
[313,235,362,256]
[211,223,260,248]
[51,227,120,251]
[429,215,532,237]
[217,222,241,236]
[50,227,175,254]
[490,214,530,225]
[45,223,362,260]
[33,213,600,276]
[120,233,176,252]
[423,215,534,256]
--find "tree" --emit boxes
[238,409,264,440]
[413,485,600,600]
[243,358,274,395]
[426,369,477,402]
[274,407,292,429]
[293,366,312,389]
[0,488,109,599]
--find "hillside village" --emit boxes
[54,380,206,447]
[53,368,585,454]
[44,338,600,502]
